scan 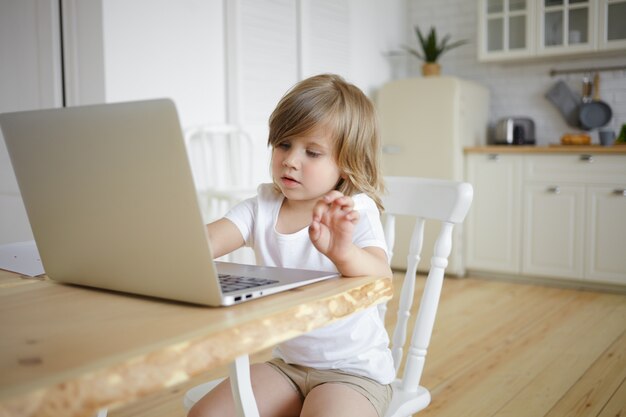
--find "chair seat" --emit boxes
[183,378,226,411]
[385,380,431,417]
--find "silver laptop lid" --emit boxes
[0,99,223,305]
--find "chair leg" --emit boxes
[229,355,260,417]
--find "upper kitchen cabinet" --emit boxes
[478,0,536,61]
[538,0,595,55]
[478,0,626,61]
[598,0,626,50]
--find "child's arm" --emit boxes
[309,191,392,278]
[206,218,245,259]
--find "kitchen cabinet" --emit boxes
[478,0,535,60]
[465,149,626,286]
[522,183,585,279]
[598,0,626,50]
[586,185,626,284]
[538,0,595,55]
[478,0,626,61]
[465,153,523,274]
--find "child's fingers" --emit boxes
[324,192,353,209]
[311,199,330,222]
[321,190,344,203]
[309,220,320,241]
[345,210,360,224]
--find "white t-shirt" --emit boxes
[225,183,396,384]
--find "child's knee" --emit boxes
[186,379,235,417]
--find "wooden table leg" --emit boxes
[229,355,260,417]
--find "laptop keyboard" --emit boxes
[218,274,278,293]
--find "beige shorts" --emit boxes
[266,358,393,417]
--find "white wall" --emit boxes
[407,0,626,145]
[101,0,226,127]
[349,0,408,97]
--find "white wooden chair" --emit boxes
[185,125,256,224]
[185,124,257,263]
[381,176,472,416]
[182,176,473,417]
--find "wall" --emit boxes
[102,0,226,127]
[407,0,626,145]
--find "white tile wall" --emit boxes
[406,0,626,146]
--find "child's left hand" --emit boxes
[309,190,359,262]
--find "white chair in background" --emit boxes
[182,176,473,417]
[185,125,257,224]
[185,125,257,263]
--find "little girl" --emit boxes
[189,74,395,417]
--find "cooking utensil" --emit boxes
[578,73,612,130]
[545,80,581,128]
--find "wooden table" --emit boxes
[0,269,392,417]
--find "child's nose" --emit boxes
[282,150,299,168]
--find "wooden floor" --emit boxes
[109,272,626,417]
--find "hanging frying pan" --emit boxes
[579,73,612,130]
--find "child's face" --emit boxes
[271,126,342,205]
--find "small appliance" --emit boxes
[493,117,535,145]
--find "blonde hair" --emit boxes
[268,74,385,211]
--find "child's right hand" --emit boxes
[309,191,359,264]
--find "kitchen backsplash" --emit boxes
[405,0,626,146]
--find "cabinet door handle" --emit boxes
[487,154,500,161]
[548,186,561,194]
[613,189,626,196]
[580,154,593,163]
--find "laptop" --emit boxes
[0,99,338,306]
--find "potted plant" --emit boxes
[402,26,468,76]
[616,124,626,145]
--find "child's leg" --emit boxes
[300,383,379,417]
[187,363,303,417]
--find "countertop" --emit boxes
[464,145,626,154]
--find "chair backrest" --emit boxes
[381,176,473,393]
[185,125,254,192]
[184,125,256,223]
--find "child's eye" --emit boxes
[277,142,290,150]
[306,150,322,158]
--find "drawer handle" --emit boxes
[613,189,626,196]
[548,186,561,194]
[580,154,593,163]
[487,154,500,161]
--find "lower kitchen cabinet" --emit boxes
[522,183,585,279]
[586,185,626,284]
[465,150,626,286]
[465,153,522,274]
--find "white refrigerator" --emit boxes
[376,76,489,275]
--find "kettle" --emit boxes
[493,117,536,145]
